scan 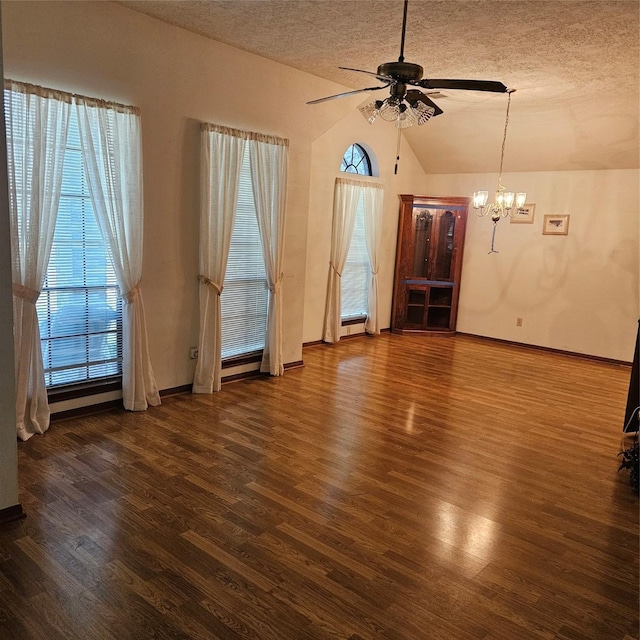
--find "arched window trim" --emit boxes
[340,143,372,176]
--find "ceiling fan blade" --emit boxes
[307,84,389,105]
[338,66,395,83]
[419,79,508,93]
[406,90,444,117]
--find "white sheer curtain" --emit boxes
[248,135,288,376]
[5,81,71,441]
[193,124,246,393]
[323,177,361,343]
[75,97,160,411]
[362,182,384,335]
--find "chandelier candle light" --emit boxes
[473,89,526,253]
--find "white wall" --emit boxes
[1,1,431,400]
[422,169,639,361]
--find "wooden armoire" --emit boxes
[391,194,469,335]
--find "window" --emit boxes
[341,143,371,176]
[341,195,369,319]
[5,90,123,388]
[221,153,268,360]
[339,144,372,320]
[40,109,122,388]
[197,124,288,392]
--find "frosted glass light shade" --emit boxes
[473,191,489,208]
[358,100,379,125]
[504,192,515,209]
[516,192,527,208]
[411,102,436,125]
[379,100,400,122]
[396,108,416,129]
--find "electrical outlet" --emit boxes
[189,347,199,359]
[516,318,523,327]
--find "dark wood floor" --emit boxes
[1,333,638,640]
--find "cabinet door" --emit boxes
[429,210,456,281]
[404,286,429,328]
[410,209,433,278]
[409,207,458,282]
[425,286,454,330]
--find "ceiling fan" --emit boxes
[307,0,508,129]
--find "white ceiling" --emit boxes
[117,0,639,174]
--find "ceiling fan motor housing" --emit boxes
[377,61,424,82]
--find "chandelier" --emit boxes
[473,90,526,251]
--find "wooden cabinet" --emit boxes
[391,195,469,335]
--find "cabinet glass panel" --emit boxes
[411,209,432,278]
[429,287,453,307]
[427,307,451,329]
[432,211,456,281]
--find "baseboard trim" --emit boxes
[49,363,308,421]
[457,332,632,366]
[303,339,324,348]
[0,504,26,525]
[303,328,391,350]
[160,384,192,398]
[303,330,630,366]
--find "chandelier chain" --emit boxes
[498,89,515,186]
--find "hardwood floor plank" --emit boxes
[1,333,637,639]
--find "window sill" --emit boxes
[341,315,366,326]
[47,377,122,403]
[221,350,263,369]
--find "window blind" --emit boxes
[35,108,122,387]
[220,153,268,359]
[341,195,369,319]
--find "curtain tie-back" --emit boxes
[329,261,342,277]
[12,283,40,304]
[269,275,284,294]
[122,282,141,304]
[199,275,223,295]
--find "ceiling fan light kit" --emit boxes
[359,88,437,129]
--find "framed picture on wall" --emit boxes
[542,214,570,235]
[510,203,535,223]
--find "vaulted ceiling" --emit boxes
[117,0,639,174]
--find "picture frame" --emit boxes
[542,214,570,235]
[510,202,535,224]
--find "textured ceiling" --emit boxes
[116,0,639,173]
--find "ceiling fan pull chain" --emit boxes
[394,126,402,174]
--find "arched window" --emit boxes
[333,144,378,326]
[340,143,372,176]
